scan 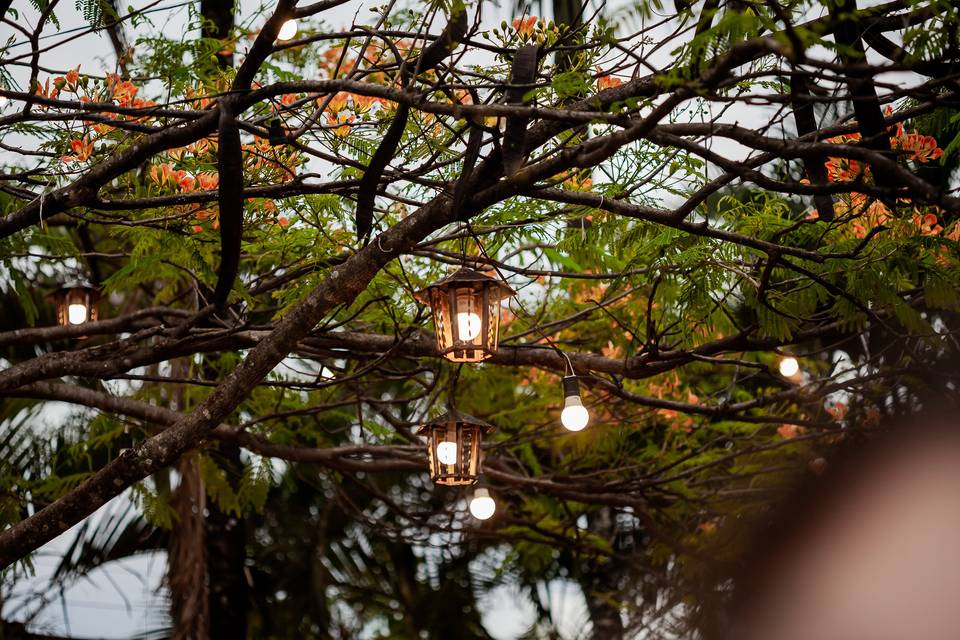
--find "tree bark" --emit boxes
[169,455,209,640]
[581,508,625,640]
[205,443,248,640]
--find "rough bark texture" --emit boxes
[205,444,249,640]
[581,508,626,640]
[168,455,209,640]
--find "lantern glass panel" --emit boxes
[416,269,513,363]
[418,412,493,486]
[453,289,483,342]
[54,287,99,327]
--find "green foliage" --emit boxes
[130,482,177,529]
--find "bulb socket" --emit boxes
[268,118,287,146]
[562,375,581,398]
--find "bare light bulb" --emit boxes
[779,356,800,377]
[67,303,89,325]
[456,311,482,341]
[276,18,298,41]
[436,440,458,465]
[560,375,589,431]
[561,397,589,432]
[469,488,496,520]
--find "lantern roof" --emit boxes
[414,267,515,303]
[47,281,100,301]
[415,407,496,435]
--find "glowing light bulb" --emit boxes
[436,441,458,465]
[276,18,298,41]
[778,356,800,377]
[67,303,89,325]
[561,396,589,431]
[560,375,589,431]
[456,311,482,341]
[469,488,496,520]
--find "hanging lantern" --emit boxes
[417,409,494,486]
[50,284,99,327]
[415,268,515,363]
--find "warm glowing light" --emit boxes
[414,268,515,363]
[561,397,589,431]
[276,19,298,41]
[436,441,458,465]
[779,356,800,377]
[456,311,482,341]
[67,303,89,325]
[469,488,496,520]
[560,376,590,431]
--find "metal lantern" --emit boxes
[416,409,495,486]
[50,284,99,326]
[415,268,515,363]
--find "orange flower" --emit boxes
[826,402,848,421]
[777,424,805,439]
[127,97,157,121]
[149,163,183,188]
[65,66,80,90]
[512,16,538,36]
[898,132,942,163]
[198,172,219,190]
[322,92,350,113]
[277,216,289,228]
[177,171,196,192]
[185,86,213,110]
[597,75,623,91]
[946,223,960,243]
[824,156,867,183]
[62,136,93,163]
[325,111,355,137]
[112,80,138,106]
[913,212,943,236]
[35,78,59,100]
[601,340,623,359]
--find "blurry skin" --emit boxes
[728,428,960,640]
